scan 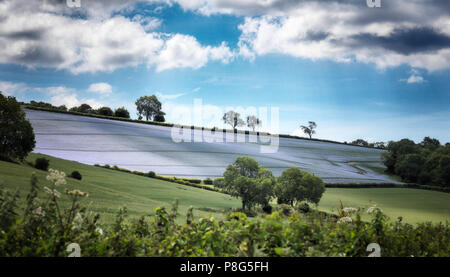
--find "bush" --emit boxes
[70,171,82,180]
[148,171,156,178]
[97,107,114,116]
[203,178,213,185]
[35,158,50,171]
[297,202,310,213]
[114,107,130,118]
[262,204,273,214]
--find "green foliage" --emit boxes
[203,178,213,185]
[114,107,130,119]
[97,107,113,116]
[219,157,276,211]
[147,171,156,178]
[35,158,50,171]
[0,93,36,161]
[384,137,450,187]
[275,167,325,206]
[135,95,162,121]
[1,174,450,257]
[70,171,82,180]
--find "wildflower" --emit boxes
[44,186,61,198]
[46,169,67,187]
[65,189,88,198]
[32,206,45,217]
[367,206,382,214]
[96,227,103,235]
[343,207,358,214]
[72,212,83,230]
[338,216,353,224]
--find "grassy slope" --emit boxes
[1,153,449,225]
[0,153,241,225]
[319,188,450,224]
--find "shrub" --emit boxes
[70,171,82,180]
[148,171,156,178]
[114,107,130,118]
[262,204,273,214]
[297,202,310,213]
[35,158,50,171]
[97,107,114,116]
[203,178,213,185]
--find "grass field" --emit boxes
[1,153,449,225]
[0,153,241,225]
[319,188,450,224]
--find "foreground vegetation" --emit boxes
[1,172,449,257]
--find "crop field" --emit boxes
[26,109,397,184]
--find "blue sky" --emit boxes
[1,0,450,143]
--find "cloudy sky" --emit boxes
[1,0,450,143]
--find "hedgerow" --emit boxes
[0,173,449,257]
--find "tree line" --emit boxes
[383,137,450,187]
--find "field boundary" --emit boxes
[325,183,450,193]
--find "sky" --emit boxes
[0,0,450,143]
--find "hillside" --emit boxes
[1,153,449,224]
[0,153,241,224]
[25,109,397,184]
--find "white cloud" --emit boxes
[0,81,29,96]
[156,92,186,100]
[156,35,234,72]
[400,69,427,84]
[172,0,450,71]
[0,0,234,74]
[88,83,113,95]
[0,81,103,109]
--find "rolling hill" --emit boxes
[25,109,398,184]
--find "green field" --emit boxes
[0,153,241,224]
[1,153,449,225]
[319,188,450,224]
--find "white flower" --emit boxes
[72,212,83,230]
[66,189,88,198]
[96,227,103,235]
[338,216,353,224]
[46,169,67,187]
[367,206,383,214]
[343,207,358,214]
[44,186,61,198]
[32,206,45,217]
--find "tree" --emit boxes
[352,139,369,147]
[97,107,113,116]
[275,167,325,206]
[395,153,425,183]
[223,111,245,131]
[216,157,275,211]
[383,139,419,173]
[154,111,166,122]
[77,104,93,114]
[135,95,162,121]
[420,137,441,151]
[0,92,36,161]
[300,121,317,139]
[247,115,261,132]
[114,107,130,118]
